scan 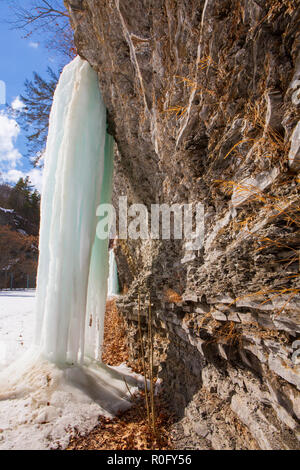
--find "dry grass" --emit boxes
[66,394,174,450]
[198,56,214,71]
[250,0,298,35]
[175,75,217,97]
[136,293,159,437]
[165,105,187,118]
[215,179,267,203]
[67,299,174,450]
[243,102,287,165]
[102,299,129,366]
[175,75,198,90]
[215,179,299,225]
[229,285,300,317]
[255,235,299,268]
[163,288,182,303]
[164,71,217,120]
[214,170,300,314]
[209,321,243,348]
[137,292,150,427]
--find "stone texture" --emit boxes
[289,122,300,170]
[67,0,300,449]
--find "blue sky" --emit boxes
[0,0,66,192]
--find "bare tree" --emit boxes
[6,0,76,60]
[4,1,77,163]
[8,0,68,30]
[2,1,77,165]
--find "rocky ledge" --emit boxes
[66,0,300,449]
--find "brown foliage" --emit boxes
[102,299,129,366]
[67,299,174,450]
[67,394,174,450]
[0,225,38,281]
[163,288,182,303]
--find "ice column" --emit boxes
[108,249,119,297]
[34,56,114,365]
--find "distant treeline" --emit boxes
[0,177,40,226]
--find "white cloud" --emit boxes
[0,110,43,193]
[0,111,22,168]
[27,167,43,193]
[29,41,39,49]
[2,167,43,194]
[11,96,25,111]
[4,169,24,184]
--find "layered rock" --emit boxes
[66,0,300,449]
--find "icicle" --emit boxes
[108,249,119,297]
[84,134,114,362]
[34,56,112,365]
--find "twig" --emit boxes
[138,291,150,427]
[148,297,156,435]
[123,376,144,421]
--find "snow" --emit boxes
[0,207,13,213]
[17,229,27,236]
[0,290,144,450]
[0,350,144,450]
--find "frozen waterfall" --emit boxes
[35,56,113,364]
[0,57,143,449]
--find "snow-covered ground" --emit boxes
[0,290,35,370]
[0,207,14,213]
[0,290,143,450]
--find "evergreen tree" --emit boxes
[29,189,41,225]
[8,177,40,225]
[18,67,59,163]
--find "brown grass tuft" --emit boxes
[163,288,182,303]
[102,299,129,366]
[66,394,174,450]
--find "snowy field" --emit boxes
[0,290,143,450]
[0,290,36,370]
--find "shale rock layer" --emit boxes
[67,0,300,449]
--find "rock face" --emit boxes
[66,0,300,449]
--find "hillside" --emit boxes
[0,182,39,289]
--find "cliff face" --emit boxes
[66,0,300,449]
